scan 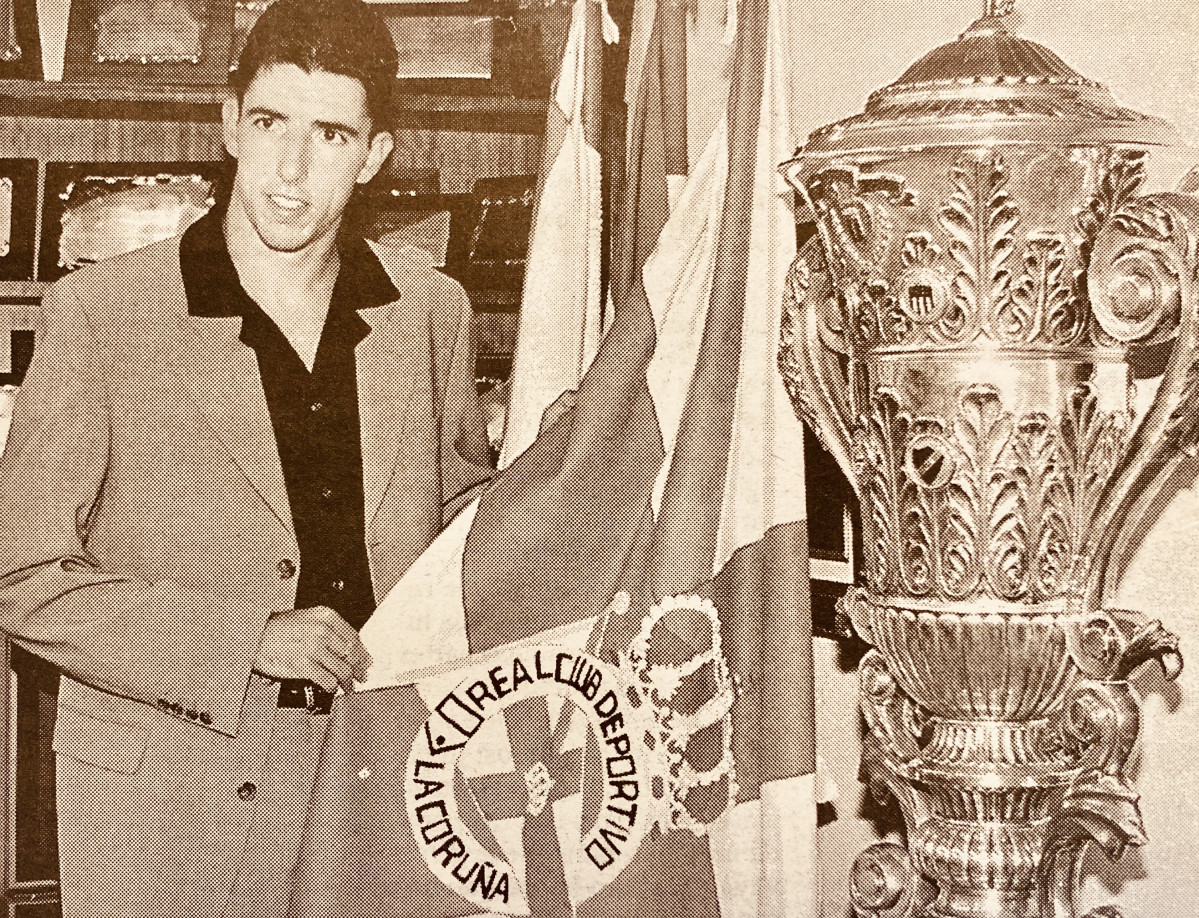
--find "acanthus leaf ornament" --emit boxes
[939,153,1019,344]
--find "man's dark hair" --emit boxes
[231,0,398,131]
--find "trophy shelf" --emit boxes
[0,78,547,130]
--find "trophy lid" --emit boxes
[799,1,1178,158]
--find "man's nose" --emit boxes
[277,131,310,183]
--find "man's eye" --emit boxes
[252,115,281,133]
[321,129,348,145]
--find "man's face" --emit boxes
[222,63,393,253]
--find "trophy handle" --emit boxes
[778,159,864,495]
[778,243,862,497]
[1084,191,1199,611]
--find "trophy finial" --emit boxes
[984,0,1015,15]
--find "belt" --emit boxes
[255,673,335,714]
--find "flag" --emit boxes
[295,0,816,911]
[499,0,616,465]
[591,0,816,909]
[459,0,688,649]
[612,0,689,315]
[290,619,648,918]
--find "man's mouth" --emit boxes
[266,193,308,212]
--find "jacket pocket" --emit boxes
[52,697,150,776]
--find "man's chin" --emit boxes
[226,199,339,255]
[254,225,320,254]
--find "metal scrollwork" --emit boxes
[1039,625,1183,918]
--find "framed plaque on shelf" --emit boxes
[0,161,37,282]
[0,0,43,78]
[62,0,235,84]
[458,174,535,300]
[229,0,269,70]
[40,161,226,282]
[346,186,472,277]
[387,14,491,79]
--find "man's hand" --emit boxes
[255,606,372,693]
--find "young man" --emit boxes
[0,1,492,915]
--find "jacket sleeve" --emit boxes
[0,280,269,736]
[433,278,494,524]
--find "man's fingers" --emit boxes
[309,607,372,681]
[256,606,371,692]
[324,632,371,680]
[350,652,371,683]
[309,646,354,694]
[313,606,360,643]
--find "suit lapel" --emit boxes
[357,299,419,533]
[173,313,295,535]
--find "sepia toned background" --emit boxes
[1,0,1197,915]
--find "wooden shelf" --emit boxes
[0,79,226,120]
[0,282,47,298]
[0,80,546,131]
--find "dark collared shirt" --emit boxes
[179,209,398,630]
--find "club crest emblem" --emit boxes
[405,647,656,915]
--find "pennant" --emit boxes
[291,621,690,918]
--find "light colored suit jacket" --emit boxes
[0,234,493,914]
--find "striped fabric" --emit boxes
[498,0,612,465]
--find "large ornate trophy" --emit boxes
[778,3,1190,917]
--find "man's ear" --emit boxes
[357,131,394,185]
[222,96,242,159]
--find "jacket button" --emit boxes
[277,559,297,579]
[237,782,257,801]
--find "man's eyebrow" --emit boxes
[244,105,286,121]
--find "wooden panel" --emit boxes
[386,127,540,192]
[0,116,224,163]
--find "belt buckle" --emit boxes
[304,682,334,715]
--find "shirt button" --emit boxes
[277,559,297,579]
[310,402,324,413]
[332,580,345,592]
[237,782,257,801]
[321,488,334,499]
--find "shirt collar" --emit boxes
[179,208,400,320]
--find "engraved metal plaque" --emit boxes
[0,178,12,259]
[56,173,215,271]
[0,0,21,61]
[387,15,491,79]
[92,0,204,64]
[230,0,269,69]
